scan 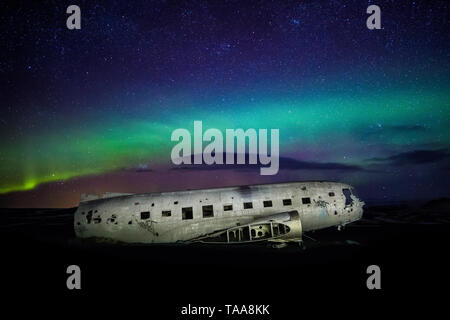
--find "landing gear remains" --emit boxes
[271,242,287,249]
[270,241,305,250]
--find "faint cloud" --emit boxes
[171,154,369,172]
[368,148,449,166]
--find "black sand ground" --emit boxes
[1,199,449,317]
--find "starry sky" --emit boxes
[0,0,449,207]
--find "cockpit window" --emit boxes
[342,189,353,206]
[350,188,361,199]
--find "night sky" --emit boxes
[0,0,449,207]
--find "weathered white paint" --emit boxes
[74,181,364,244]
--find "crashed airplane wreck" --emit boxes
[74,181,364,246]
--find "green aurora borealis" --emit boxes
[2,79,449,194]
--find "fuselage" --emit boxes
[74,181,364,244]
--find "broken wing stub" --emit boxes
[186,211,302,244]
